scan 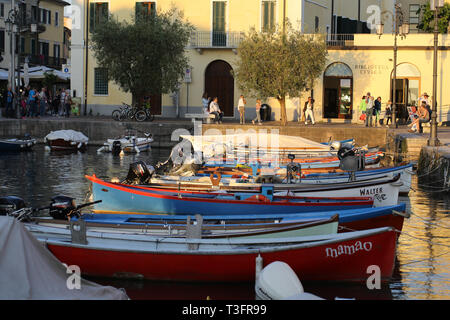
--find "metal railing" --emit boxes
[19,54,67,69]
[189,31,245,48]
[326,34,355,47]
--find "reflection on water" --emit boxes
[0,147,449,300]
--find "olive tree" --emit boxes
[234,24,328,125]
[91,7,194,106]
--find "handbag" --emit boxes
[359,113,366,121]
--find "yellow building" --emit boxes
[35,0,69,69]
[70,0,449,124]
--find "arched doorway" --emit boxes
[204,60,234,117]
[323,62,353,119]
[391,63,421,124]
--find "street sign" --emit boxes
[184,68,192,83]
[62,64,71,73]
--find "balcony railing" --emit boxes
[20,54,67,70]
[189,31,355,49]
[189,31,245,49]
[326,34,355,47]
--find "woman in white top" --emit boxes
[238,95,246,124]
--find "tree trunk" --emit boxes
[279,96,287,126]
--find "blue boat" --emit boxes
[0,137,36,152]
[86,174,374,215]
[78,203,407,232]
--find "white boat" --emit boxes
[97,133,153,154]
[44,130,89,152]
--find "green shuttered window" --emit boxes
[212,1,226,46]
[136,2,156,21]
[89,2,109,33]
[262,1,275,32]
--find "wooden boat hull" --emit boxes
[29,226,398,282]
[31,215,339,239]
[80,203,407,233]
[86,175,374,215]
[144,175,402,207]
[47,139,87,152]
[156,163,412,196]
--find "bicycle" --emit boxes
[112,102,133,121]
[135,102,155,122]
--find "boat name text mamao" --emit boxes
[325,241,373,258]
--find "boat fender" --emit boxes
[255,261,304,300]
[209,173,222,187]
[255,254,263,280]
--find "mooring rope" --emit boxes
[408,211,450,230]
[394,229,450,248]
[398,250,450,267]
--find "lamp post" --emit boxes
[377,2,409,129]
[5,2,18,118]
[5,1,36,119]
[428,0,443,147]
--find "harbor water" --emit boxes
[0,146,449,300]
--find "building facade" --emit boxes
[0,0,69,86]
[71,0,449,124]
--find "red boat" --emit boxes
[27,224,397,282]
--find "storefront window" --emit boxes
[324,63,353,119]
[391,63,421,124]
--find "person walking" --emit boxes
[359,95,367,123]
[28,87,38,118]
[385,100,392,127]
[238,95,246,124]
[5,86,14,118]
[252,99,263,125]
[209,97,223,124]
[374,97,382,127]
[39,87,48,117]
[365,93,374,127]
[59,88,66,116]
[303,97,315,125]
[64,89,72,118]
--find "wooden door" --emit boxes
[205,60,234,117]
[142,94,161,115]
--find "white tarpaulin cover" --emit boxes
[44,130,89,143]
[0,216,129,300]
[180,133,332,159]
[181,133,331,151]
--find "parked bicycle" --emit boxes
[112,102,133,121]
[135,102,155,122]
[112,102,154,122]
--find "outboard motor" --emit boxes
[0,196,27,216]
[337,145,356,160]
[111,140,122,155]
[338,147,366,181]
[49,195,77,220]
[286,154,301,183]
[125,161,154,184]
